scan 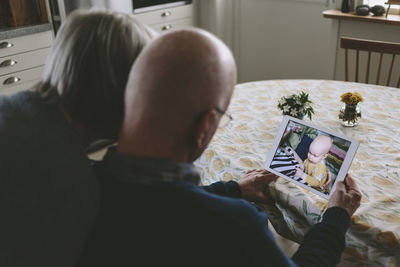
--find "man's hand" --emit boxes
[328,174,361,217]
[238,169,278,203]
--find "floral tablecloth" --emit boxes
[194,80,400,266]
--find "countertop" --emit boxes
[323,9,400,26]
[0,24,53,40]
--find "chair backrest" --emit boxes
[340,37,400,88]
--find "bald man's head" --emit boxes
[125,29,236,120]
[119,28,237,162]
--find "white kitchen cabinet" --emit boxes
[0,30,53,95]
[134,4,196,33]
[0,67,45,95]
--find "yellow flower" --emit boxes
[371,176,394,186]
[204,149,215,161]
[376,231,400,248]
[222,172,233,182]
[343,248,367,260]
[341,92,352,102]
[350,95,358,104]
[353,92,364,102]
[377,213,400,223]
[351,216,371,232]
[341,92,364,105]
[239,158,254,168]
[212,159,224,171]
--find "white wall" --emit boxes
[198,0,400,86]
[197,0,240,58]
[198,0,340,82]
[230,0,339,83]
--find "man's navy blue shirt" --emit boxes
[78,147,350,267]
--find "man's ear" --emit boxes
[194,109,219,151]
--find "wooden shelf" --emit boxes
[323,10,400,26]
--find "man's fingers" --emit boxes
[256,173,278,182]
[350,189,362,202]
[267,175,278,182]
[335,181,346,192]
[252,169,275,177]
[263,170,278,179]
[257,169,272,175]
[344,174,359,191]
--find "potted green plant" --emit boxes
[277,91,314,120]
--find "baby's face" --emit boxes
[307,136,331,164]
[307,148,326,164]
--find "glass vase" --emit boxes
[338,103,361,127]
[296,113,304,120]
[281,112,304,120]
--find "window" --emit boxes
[367,0,387,6]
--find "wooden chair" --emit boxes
[340,37,400,88]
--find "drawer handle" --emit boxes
[161,11,171,17]
[3,77,21,85]
[162,25,172,31]
[0,42,14,49]
[0,59,17,68]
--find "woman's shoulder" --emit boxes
[0,89,69,144]
[0,90,42,113]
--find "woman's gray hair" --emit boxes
[38,9,155,138]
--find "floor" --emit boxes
[268,221,299,257]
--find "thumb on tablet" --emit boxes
[344,174,359,191]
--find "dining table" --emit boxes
[194,79,400,266]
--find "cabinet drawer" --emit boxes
[134,4,193,25]
[0,66,44,94]
[0,79,39,96]
[151,18,194,33]
[0,31,53,58]
[0,48,49,76]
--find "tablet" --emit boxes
[264,116,359,199]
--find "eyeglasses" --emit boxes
[195,107,233,128]
[214,107,233,128]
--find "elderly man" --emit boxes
[78,29,361,267]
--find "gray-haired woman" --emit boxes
[0,10,155,267]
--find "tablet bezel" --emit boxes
[265,115,359,199]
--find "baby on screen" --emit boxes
[295,135,332,193]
